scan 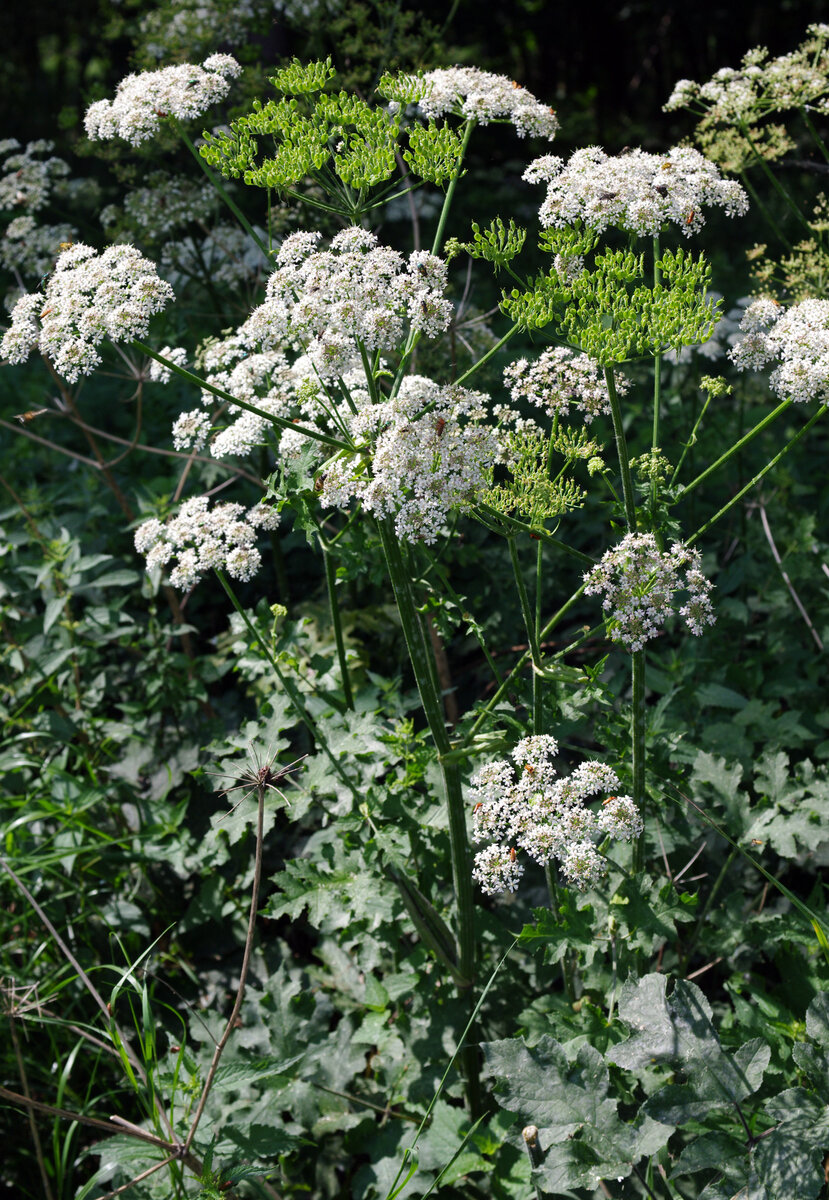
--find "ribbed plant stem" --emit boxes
[605,367,637,530]
[321,540,354,709]
[631,648,646,871]
[534,536,544,735]
[651,236,662,522]
[606,367,646,869]
[376,518,480,1114]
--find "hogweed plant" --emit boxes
[4,35,829,1200]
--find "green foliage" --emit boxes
[7,12,829,1200]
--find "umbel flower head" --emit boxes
[319,374,497,544]
[241,227,453,381]
[523,145,748,238]
[1,242,175,383]
[470,735,642,895]
[664,24,829,122]
[504,347,628,425]
[0,138,70,213]
[729,296,829,404]
[584,532,715,651]
[135,495,280,590]
[84,54,241,147]
[404,67,559,140]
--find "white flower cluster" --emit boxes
[320,375,496,543]
[584,533,715,651]
[728,297,829,404]
[504,348,628,425]
[470,735,642,895]
[413,67,559,140]
[1,243,175,382]
[665,26,829,120]
[0,215,76,278]
[0,139,70,213]
[523,146,748,237]
[84,55,242,147]
[241,228,453,382]
[134,494,280,589]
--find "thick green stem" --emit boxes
[605,368,637,530]
[606,367,646,869]
[687,403,828,546]
[430,118,475,256]
[390,119,476,398]
[454,322,520,387]
[134,341,350,451]
[534,537,544,735]
[176,122,271,261]
[321,539,354,710]
[739,169,791,249]
[651,236,662,521]
[476,503,593,565]
[376,519,480,1113]
[802,106,829,164]
[631,648,646,872]
[674,398,792,503]
[740,121,813,237]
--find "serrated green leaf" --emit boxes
[517,895,598,966]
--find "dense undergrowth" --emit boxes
[2,6,829,1200]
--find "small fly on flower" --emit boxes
[434,417,446,438]
[204,746,307,821]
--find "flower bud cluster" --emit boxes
[241,228,453,381]
[84,55,242,147]
[1,242,175,383]
[412,67,559,140]
[504,348,628,425]
[523,146,748,238]
[584,533,715,651]
[134,495,280,589]
[470,735,642,895]
[729,297,829,404]
[320,375,497,543]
